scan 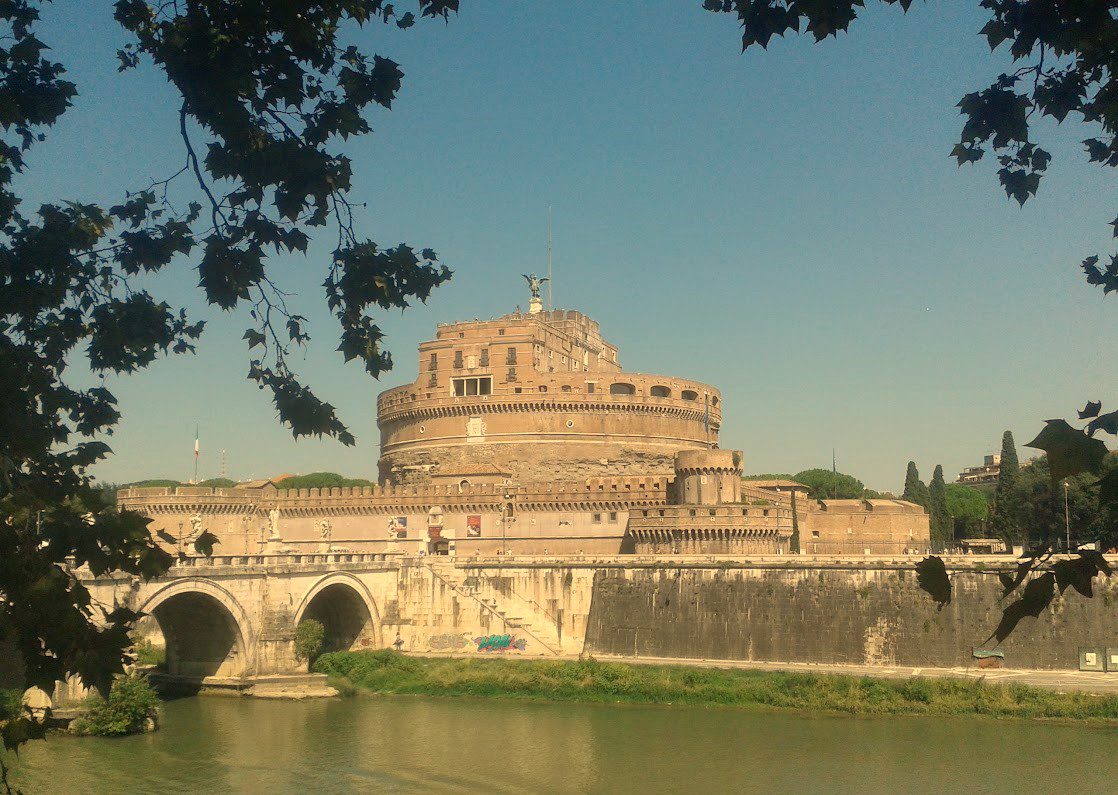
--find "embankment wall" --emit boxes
[576,560,1118,670]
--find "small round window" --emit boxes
[418,425,426,433]
[566,420,574,428]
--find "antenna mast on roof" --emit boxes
[547,205,553,311]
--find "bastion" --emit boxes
[117,279,930,557]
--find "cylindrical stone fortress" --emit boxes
[377,307,722,484]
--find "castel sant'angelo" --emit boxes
[118,278,930,557]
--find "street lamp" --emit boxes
[1064,480,1071,553]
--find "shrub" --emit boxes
[71,675,160,737]
[0,689,23,721]
[901,677,933,704]
[295,619,325,668]
[132,638,166,668]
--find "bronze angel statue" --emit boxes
[522,273,549,299]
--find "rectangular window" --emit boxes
[453,350,463,369]
[453,377,492,397]
[428,353,437,371]
[479,349,489,367]
[506,347,517,365]
[586,382,596,394]
[592,512,602,523]
[507,367,517,382]
[608,511,618,522]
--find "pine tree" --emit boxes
[990,431,1021,544]
[928,465,951,545]
[902,461,929,508]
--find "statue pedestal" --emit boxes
[528,296,543,315]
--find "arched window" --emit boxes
[561,384,572,392]
[610,382,636,395]
[711,396,719,407]
[681,389,699,401]
[650,385,671,398]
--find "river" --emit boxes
[8,695,1118,793]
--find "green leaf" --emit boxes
[1098,468,1118,508]
[1087,410,1118,437]
[1,716,46,752]
[193,530,219,557]
[1078,400,1102,419]
[242,329,266,349]
[999,559,1036,598]
[987,572,1055,644]
[915,556,951,608]
[1053,557,1098,597]
[1025,420,1108,481]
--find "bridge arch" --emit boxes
[295,576,382,657]
[139,579,254,678]
[294,572,382,653]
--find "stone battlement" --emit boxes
[117,474,674,509]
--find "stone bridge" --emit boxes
[78,552,1118,686]
[81,551,591,681]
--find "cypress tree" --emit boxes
[990,431,1021,543]
[902,461,929,508]
[928,465,951,545]
[789,488,801,554]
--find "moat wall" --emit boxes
[579,563,1118,670]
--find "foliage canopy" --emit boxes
[0,0,456,744]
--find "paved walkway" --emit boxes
[590,654,1118,695]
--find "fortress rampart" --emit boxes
[117,289,929,559]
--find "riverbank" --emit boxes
[313,651,1118,723]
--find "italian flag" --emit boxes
[194,426,200,460]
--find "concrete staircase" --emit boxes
[423,559,572,656]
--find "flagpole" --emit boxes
[546,205,553,311]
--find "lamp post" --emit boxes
[1064,480,1071,552]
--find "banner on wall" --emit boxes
[428,525,443,541]
[466,515,482,537]
[388,516,408,539]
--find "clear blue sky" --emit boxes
[25,2,1118,492]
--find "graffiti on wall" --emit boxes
[474,634,527,652]
[428,633,471,651]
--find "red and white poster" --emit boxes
[467,515,482,537]
[388,516,408,539]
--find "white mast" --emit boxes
[547,205,553,311]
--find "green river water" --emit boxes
[8,695,1118,793]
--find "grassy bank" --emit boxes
[313,651,1118,722]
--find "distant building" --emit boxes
[743,479,811,498]
[956,454,1000,486]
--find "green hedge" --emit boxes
[313,651,1118,722]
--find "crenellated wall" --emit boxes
[116,469,929,558]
